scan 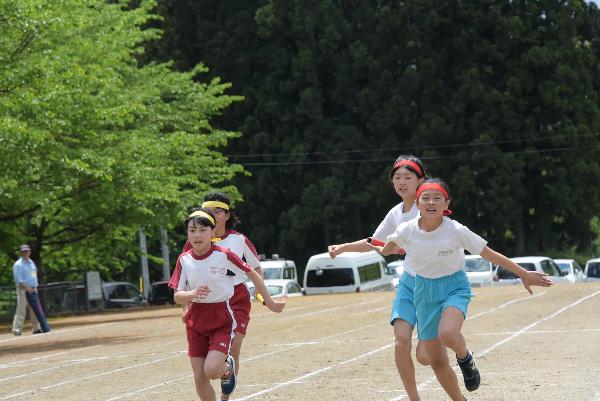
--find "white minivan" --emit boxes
[261,258,299,284]
[303,251,394,294]
[247,254,299,284]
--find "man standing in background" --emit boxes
[12,244,50,335]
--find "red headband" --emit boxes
[393,159,423,177]
[416,183,453,216]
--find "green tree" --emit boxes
[148,0,600,268]
[0,0,242,285]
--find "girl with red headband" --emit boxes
[172,193,265,401]
[328,155,428,401]
[169,208,284,401]
[371,178,553,401]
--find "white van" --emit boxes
[259,255,299,284]
[585,258,600,282]
[303,251,394,294]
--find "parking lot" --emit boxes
[1,282,600,401]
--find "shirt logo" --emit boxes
[438,249,454,257]
[210,266,227,275]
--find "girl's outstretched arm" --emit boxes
[480,247,554,294]
[328,239,372,258]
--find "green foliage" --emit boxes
[0,0,242,285]
[591,217,600,258]
[146,0,600,269]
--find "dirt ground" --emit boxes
[1,282,599,401]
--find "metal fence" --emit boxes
[0,281,95,323]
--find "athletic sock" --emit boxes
[457,351,472,363]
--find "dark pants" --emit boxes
[25,291,51,333]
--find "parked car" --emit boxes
[387,260,404,288]
[148,281,175,305]
[495,256,567,285]
[585,258,600,282]
[102,282,148,308]
[554,259,586,283]
[303,251,394,294]
[253,255,299,284]
[463,255,495,287]
[246,279,304,298]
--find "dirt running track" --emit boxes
[1,283,599,401]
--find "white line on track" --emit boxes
[385,289,600,401]
[0,322,118,344]
[251,304,326,318]
[477,289,600,358]
[0,351,187,400]
[256,298,383,324]
[229,289,593,401]
[104,312,390,401]
[104,292,544,400]
[0,340,180,383]
[0,347,98,370]
[0,298,390,400]
[0,335,147,370]
[466,291,546,320]
[230,292,548,400]
[104,375,192,401]
[231,343,395,401]
[468,327,600,336]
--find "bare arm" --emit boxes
[480,247,553,294]
[365,240,400,257]
[173,286,211,305]
[328,239,372,258]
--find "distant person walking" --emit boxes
[12,244,50,335]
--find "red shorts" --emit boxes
[230,283,252,335]
[185,301,236,358]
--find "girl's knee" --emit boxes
[394,335,412,355]
[204,364,224,380]
[415,344,430,366]
[438,327,459,346]
[193,370,210,385]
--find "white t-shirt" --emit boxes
[170,245,251,303]
[372,202,419,275]
[387,217,487,279]
[217,230,261,285]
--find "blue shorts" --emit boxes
[390,272,417,327]
[414,270,472,340]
